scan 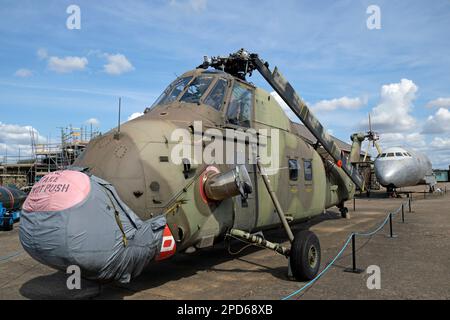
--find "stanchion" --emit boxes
[388,213,397,238]
[408,197,412,213]
[353,198,356,212]
[401,203,405,223]
[344,234,364,274]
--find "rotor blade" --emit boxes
[374,141,382,155]
[252,57,365,191]
[363,142,370,162]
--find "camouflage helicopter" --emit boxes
[20,49,366,284]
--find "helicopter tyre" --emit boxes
[1,218,13,231]
[289,230,321,281]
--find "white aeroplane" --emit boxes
[374,147,436,193]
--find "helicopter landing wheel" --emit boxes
[289,230,321,281]
[340,206,350,219]
[1,218,13,231]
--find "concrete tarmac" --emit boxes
[1,183,449,300]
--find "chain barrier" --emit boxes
[282,198,412,300]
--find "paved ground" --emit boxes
[1,183,449,300]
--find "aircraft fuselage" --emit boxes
[374,147,435,190]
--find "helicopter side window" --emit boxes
[380,153,387,158]
[227,82,253,127]
[395,152,403,157]
[180,75,214,104]
[288,159,299,181]
[204,79,227,111]
[387,153,395,157]
[303,160,313,181]
[151,76,193,108]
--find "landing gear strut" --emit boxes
[338,203,350,219]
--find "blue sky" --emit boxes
[1,0,450,167]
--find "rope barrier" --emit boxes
[282,200,410,300]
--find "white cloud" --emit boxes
[312,96,367,112]
[37,48,48,60]
[426,97,450,109]
[377,132,426,150]
[48,56,88,73]
[103,53,134,75]
[14,68,32,78]
[128,112,144,121]
[85,118,100,127]
[271,91,366,124]
[0,122,46,159]
[430,137,450,149]
[422,107,450,134]
[366,79,417,133]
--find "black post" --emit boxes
[389,213,393,237]
[408,197,412,213]
[351,234,356,270]
[388,213,397,238]
[344,234,363,274]
[401,204,405,223]
[353,198,356,211]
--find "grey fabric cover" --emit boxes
[20,174,166,283]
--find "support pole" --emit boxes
[353,198,356,212]
[344,234,363,274]
[408,197,412,213]
[256,158,294,243]
[229,229,290,257]
[401,204,405,223]
[388,213,397,238]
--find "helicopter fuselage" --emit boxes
[74,68,356,252]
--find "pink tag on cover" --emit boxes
[23,170,91,212]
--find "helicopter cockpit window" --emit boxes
[151,76,193,108]
[227,82,253,127]
[380,153,387,158]
[204,79,227,111]
[387,153,395,157]
[395,152,403,157]
[180,75,214,104]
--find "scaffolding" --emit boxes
[0,125,100,188]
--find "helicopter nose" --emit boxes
[19,170,168,283]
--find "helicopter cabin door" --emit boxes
[224,80,258,232]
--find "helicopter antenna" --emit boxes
[114,97,122,140]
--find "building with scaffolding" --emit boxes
[0,126,99,188]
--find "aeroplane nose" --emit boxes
[19,170,168,283]
[375,161,400,187]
